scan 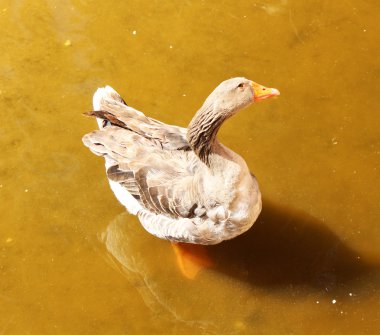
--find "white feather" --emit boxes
[108,180,142,215]
[93,87,142,215]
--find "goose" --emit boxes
[82,77,279,245]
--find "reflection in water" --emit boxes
[101,201,380,333]
[100,213,217,332]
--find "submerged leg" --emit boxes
[171,242,214,279]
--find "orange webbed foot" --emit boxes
[171,242,214,279]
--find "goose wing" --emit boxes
[82,125,204,219]
[87,86,190,151]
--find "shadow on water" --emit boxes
[100,200,380,331]
[101,199,379,294]
[210,199,380,292]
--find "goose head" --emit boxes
[187,77,280,165]
[204,77,280,115]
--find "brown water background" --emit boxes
[0,0,379,334]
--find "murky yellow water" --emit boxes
[1,0,380,334]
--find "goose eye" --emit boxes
[237,83,244,88]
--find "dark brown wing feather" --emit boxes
[82,86,204,219]
[85,95,190,151]
[83,126,203,220]
[104,156,202,219]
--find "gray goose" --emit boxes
[82,77,279,245]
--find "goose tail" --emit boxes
[93,86,126,129]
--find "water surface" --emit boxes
[1,0,379,334]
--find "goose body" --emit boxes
[82,78,279,245]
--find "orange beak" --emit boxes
[252,81,280,102]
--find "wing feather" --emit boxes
[82,86,205,219]
[86,88,190,150]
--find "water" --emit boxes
[1,0,379,334]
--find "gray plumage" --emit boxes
[82,77,279,244]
